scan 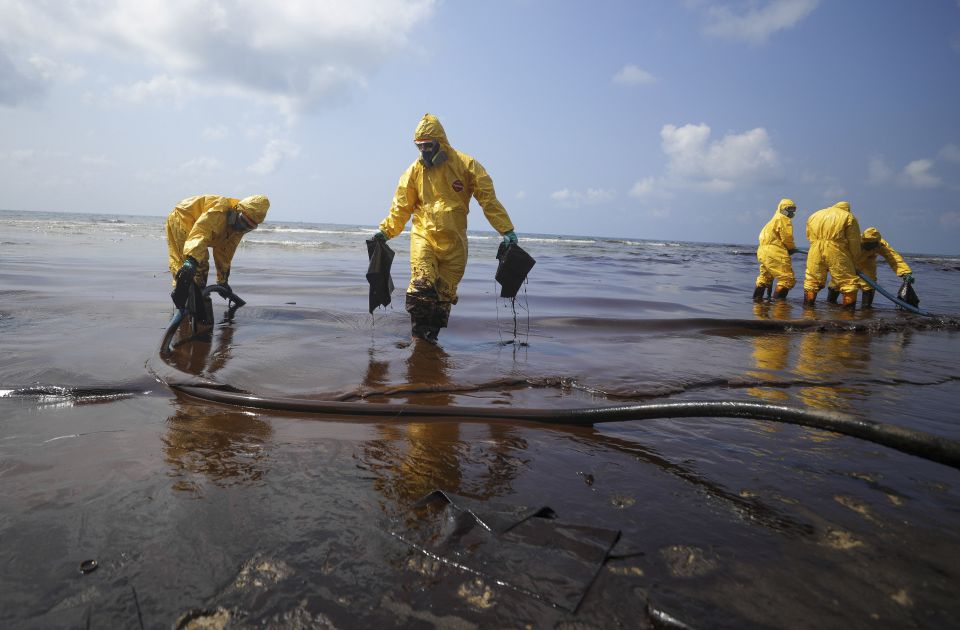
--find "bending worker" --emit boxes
[166,194,270,307]
[803,201,862,308]
[827,227,913,307]
[753,198,798,301]
[374,113,518,342]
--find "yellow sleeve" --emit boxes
[845,215,862,260]
[466,156,514,235]
[183,200,231,264]
[213,232,243,284]
[780,215,796,250]
[879,240,911,276]
[379,164,419,239]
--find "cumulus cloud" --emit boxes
[0,49,45,105]
[660,123,781,191]
[550,187,616,208]
[699,0,820,45]
[0,1,437,114]
[901,159,941,188]
[939,143,960,163]
[247,139,300,175]
[613,64,656,85]
[868,155,893,185]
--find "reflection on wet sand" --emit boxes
[164,402,273,492]
[362,341,528,514]
[162,318,273,492]
[747,302,793,402]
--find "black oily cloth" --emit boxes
[495,242,536,298]
[390,490,620,612]
[898,279,920,308]
[365,238,395,313]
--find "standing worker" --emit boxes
[753,198,799,301]
[166,194,270,307]
[803,201,862,308]
[826,227,914,307]
[373,113,518,342]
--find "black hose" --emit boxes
[172,385,960,470]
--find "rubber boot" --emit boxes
[772,286,790,300]
[753,285,769,301]
[841,291,857,309]
[826,287,840,304]
[861,290,875,308]
[803,290,817,305]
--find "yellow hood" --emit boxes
[237,195,270,224]
[862,226,881,243]
[833,201,851,213]
[414,113,451,149]
[778,198,796,212]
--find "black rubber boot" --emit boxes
[841,291,857,309]
[772,286,790,300]
[861,290,875,308]
[826,287,840,304]
[753,285,769,301]
[803,290,817,305]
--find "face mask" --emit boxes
[781,208,796,218]
[228,209,257,233]
[862,242,879,251]
[416,140,446,167]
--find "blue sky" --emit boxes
[2,0,959,253]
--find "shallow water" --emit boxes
[2,209,959,628]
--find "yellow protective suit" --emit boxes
[166,194,269,286]
[803,201,861,294]
[755,198,797,289]
[379,114,514,329]
[828,227,911,292]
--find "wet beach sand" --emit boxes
[2,210,960,628]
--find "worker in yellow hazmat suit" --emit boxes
[166,194,269,308]
[826,227,913,307]
[754,198,799,301]
[375,114,517,341]
[803,201,861,308]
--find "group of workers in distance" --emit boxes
[164,113,519,342]
[754,199,914,308]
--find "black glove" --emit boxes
[373,230,388,242]
[171,257,198,309]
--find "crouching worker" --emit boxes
[827,227,913,307]
[374,113,518,342]
[754,198,799,301]
[166,194,269,308]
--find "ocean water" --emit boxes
[1,208,959,628]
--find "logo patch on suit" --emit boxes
[452,179,464,192]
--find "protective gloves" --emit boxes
[373,230,389,242]
[502,230,518,245]
[171,256,198,309]
[900,272,914,284]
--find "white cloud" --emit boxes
[550,187,616,208]
[0,1,437,114]
[701,0,820,45]
[939,144,960,163]
[247,139,300,175]
[515,190,527,200]
[202,124,230,141]
[868,155,893,185]
[111,74,204,107]
[660,123,781,191]
[901,159,941,188]
[613,64,656,86]
[629,177,660,198]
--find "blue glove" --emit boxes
[900,272,914,284]
[502,230,518,245]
